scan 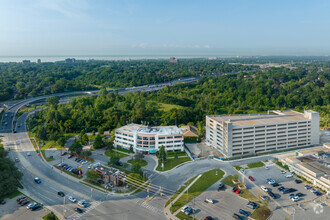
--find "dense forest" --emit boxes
[0,139,23,197]
[28,65,329,144]
[0,59,255,101]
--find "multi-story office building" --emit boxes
[206,110,319,158]
[114,124,184,154]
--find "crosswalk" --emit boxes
[135,198,164,217]
[66,200,103,220]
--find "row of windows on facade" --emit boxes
[136,144,183,148]
[232,139,311,148]
[209,131,310,140]
[209,120,311,128]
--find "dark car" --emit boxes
[18,198,27,204]
[68,154,74,159]
[58,191,65,197]
[268,191,276,199]
[314,191,322,196]
[232,213,243,220]
[98,179,105,184]
[271,182,280,187]
[16,197,25,202]
[61,152,67,156]
[278,186,285,191]
[75,208,84,213]
[31,204,40,211]
[204,216,213,220]
[246,201,258,209]
[295,179,302,184]
[218,183,225,190]
[296,193,304,197]
[21,200,30,206]
[232,187,237,192]
[0,200,6,205]
[239,209,250,216]
[115,161,123,166]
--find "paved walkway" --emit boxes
[163,174,202,220]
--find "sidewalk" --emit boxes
[163,174,202,220]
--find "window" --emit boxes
[137,136,142,140]
[159,137,165,140]
[166,141,173,144]
[174,136,181,138]
[150,137,155,140]
[167,136,173,139]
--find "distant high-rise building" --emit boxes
[169,57,178,63]
[22,60,31,64]
[65,58,76,63]
[37,59,41,64]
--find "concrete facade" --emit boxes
[114,123,184,153]
[206,110,320,158]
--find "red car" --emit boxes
[249,176,255,181]
[235,189,241,194]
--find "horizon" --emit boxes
[1,0,330,56]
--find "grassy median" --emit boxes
[156,157,191,171]
[247,161,265,169]
[127,158,148,167]
[170,169,224,213]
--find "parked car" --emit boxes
[304,185,312,190]
[68,154,74,159]
[261,186,268,192]
[21,200,30,206]
[271,182,280,187]
[264,166,269,170]
[239,209,250,216]
[261,195,269,201]
[246,201,258,209]
[0,199,6,205]
[314,191,322,196]
[288,194,295,199]
[205,198,214,204]
[57,191,65,197]
[248,176,255,181]
[18,198,27,204]
[27,202,37,209]
[232,187,237,192]
[278,186,285,191]
[235,189,241,194]
[268,191,276,199]
[98,179,105,184]
[34,177,41,184]
[240,169,246,174]
[16,197,25,202]
[296,193,304,197]
[285,173,293,178]
[61,152,67,156]
[184,206,193,215]
[218,183,225,191]
[232,213,243,220]
[75,207,84,213]
[292,196,300,202]
[295,179,302,184]
[30,204,40,211]
[68,196,77,203]
[266,178,275,184]
[204,216,213,220]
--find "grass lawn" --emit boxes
[234,165,243,171]
[276,161,289,170]
[105,149,129,159]
[247,161,265,169]
[250,205,271,220]
[165,175,199,207]
[42,212,59,220]
[115,147,132,154]
[221,175,236,187]
[157,102,185,111]
[170,169,224,213]
[176,212,193,220]
[156,157,191,171]
[239,189,259,203]
[127,158,148,167]
[167,151,187,157]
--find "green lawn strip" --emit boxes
[276,161,289,170]
[170,169,224,213]
[42,212,59,220]
[127,158,148,167]
[114,147,132,154]
[250,205,272,220]
[165,175,199,207]
[41,150,55,162]
[239,189,260,203]
[234,165,243,171]
[176,211,193,220]
[157,102,185,111]
[27,132,39,153]
[54,166,83,179]
[221,175,236,187]
[167,151,187,157]
[105,149,129,159]
[247,161,265,169]
[156,157,191,171]
[80,180,106,193]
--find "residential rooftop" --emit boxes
[208,110,312,127]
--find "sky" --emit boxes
[1,0,330,57]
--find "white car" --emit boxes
[181,205,188,212]
[264,166,269,170]
[292,196,299,202]
[68,196,77,203]
[205,198,214,204]
[27,202,37,209]
[280,170,286,174]
[27,152,31,156]
[82,160,88,165]
[261,186,268,192]
[285,173,293,178]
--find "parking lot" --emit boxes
[183,182,252,220]
[240,164,321,207]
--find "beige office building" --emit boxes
[206,110,319,158]
[114,124,184,154]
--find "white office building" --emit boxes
[206,110,319,158]
[114,124,184,154]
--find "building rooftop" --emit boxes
[208,110,310,127]
[117,123,182,135]
[180,125,198,137]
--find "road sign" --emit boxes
[91,188,93,192]
[147,189,149,193]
